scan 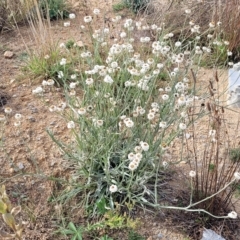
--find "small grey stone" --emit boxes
[31,108,38,113]
[201,229,225,240]
[18,162,24,170]
[157,233,163,239]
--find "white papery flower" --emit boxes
[59,42,65,48]
[47,79,54,86]
[135,153,143,160]
[162,161,168,167]
[125,119,134,128]
[234,172,240,180]
[228,211,238,219]
[179,123,187,130]
[0,115,6,122]
[162,94,169,100]
[15,113,22,120]
[78,108,86,115]
[42,80,48,86]
[175,41,182,47]
[159,121,167,128]
[157,63,164,69]
[209,22,215,28]
[69,13,76,19]
[189,170,196,177]
[84,16,92,23]
[67,121,75,129]
[120,32,127,38]
[209,129,216,136]
[134,146,142,153]
[128,152,136,161]
[70,82,78,89]
[96,120,104,127]
[110,61,118,69]
[14,121,21,127]
[60,58,67,65]
[140,141,149,151]
[128,162,138,171]
[151,24,158,30]
[178,96,186,106]
[104,75,114,84]
[86,78,94,85]
[63,21,70,27]
[109,184,118,193]
[93,8,100,15]
[49,105,57,112]
[147,112,155,120]
[4,107,12,114]
[58,71,64,79]
[32,86,44,94]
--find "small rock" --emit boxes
[157,233,163,239]
[201,228,225,240]
[4,51,14,59]
[50,160,56,167]
[76,41,84,48]
[27,116,36,122]
[18,162,24,170]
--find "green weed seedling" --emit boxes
[60,222,84,240]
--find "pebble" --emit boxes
[157,233,163,239]
[31,108,38,113]
[76,40,84,47]
[18,162,24,170]
[4,50,14,59]
[27,116,36,122]
[50,161,56,167]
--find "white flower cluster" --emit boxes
[128,141,149,171]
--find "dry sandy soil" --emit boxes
[0,0,240,239]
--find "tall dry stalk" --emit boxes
[185,72,240,214]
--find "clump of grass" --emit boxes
[113,2,128,12]
[128,230,145,240]
[39,0,70,20]
[124,0,149,13]
[229,148,240,163]
[0,0,35,32]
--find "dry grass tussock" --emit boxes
[0,0,36,32]
[145,0,240,56]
